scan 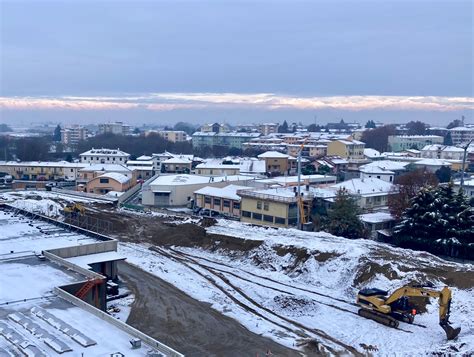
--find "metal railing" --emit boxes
[237,189,314,203]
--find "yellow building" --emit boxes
[327,139,365,160]
[239,187,312,227]
[86,172,133,194]
[257,151,291,175]
[194,184,251,218]
[158,131,187,142]
[0,161,86,181]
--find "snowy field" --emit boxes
[119,219,474,356]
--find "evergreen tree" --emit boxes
[278,120,289,133]
[435,166,452,183]
[53,125,62,142]
[447,119,462,129]
[365,120,376,129]
[443,132,453,146]
[394,184,474,246]
[324,188,366,239]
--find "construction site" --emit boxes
[0,190,473,356]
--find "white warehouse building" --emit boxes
[142,174,257,207]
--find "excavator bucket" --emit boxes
[441,323,461,340]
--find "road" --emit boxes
[119,261,301,357]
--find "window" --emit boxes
[99,178,109,184]
[257,201,262,209]
[252,213,262,220]
[205,196,211,204]
[214,198,221,206]
[242,210,251,217]
[263,215,273,223]
[223,200,230,207]
[119,158,122,161]
[107,157,110,160]
[70,169,73,172]
[233,202,240,209]
[275,217,286,225]
[263,202,269,211]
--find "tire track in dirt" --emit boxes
[169,248,428,330]
[151,246,363,356]
[119,261,300,357]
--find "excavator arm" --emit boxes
[384,285,461,340]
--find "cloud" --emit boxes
[1,93,472,112]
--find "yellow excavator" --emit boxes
[357,284,461,340]
[62,203,85,217]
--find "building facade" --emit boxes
[98,122,131,135]
[449,127,474,145]
[239,187,312,227]
[388,135,443,152]
[326,139,365,160]
[61,126,87,146]
[79,148,130,164]
[158,130,187,142]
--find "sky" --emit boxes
[0,0,473,127]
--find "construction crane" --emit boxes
[296,137,310,229]
[357,284,461,340]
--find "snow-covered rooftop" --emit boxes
[194,184,252,200]
[414,158,453,166]
[421,145,464,152]
[80,148,129,156]
[330,178,394,196]
[359,212,394,224]
[79,163,132,172]
[258,151,290,158]
[97,172,130,184]
[359,160,409,172]
[150,174,255,187]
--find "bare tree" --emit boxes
[388,169,438,219]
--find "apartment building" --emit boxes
[449,127,474,145]
[420,145,465,161]
[98,122,131,135]
[61,125,87,145]
[388,135,443,152]
[158,130,187,142]
[192,132,261,150]
[258,123,279,136]
[326,139,365,160]
[79,148,130,164]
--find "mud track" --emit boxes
[119,261,301,357]
[150,246,364,356]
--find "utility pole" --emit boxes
[297,149,301,230]
[460,139,473,190]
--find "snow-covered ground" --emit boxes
[119,220,474,356]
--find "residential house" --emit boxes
[328,178,395,211]
[420,145,465,161]
[257,151,291,175]
[79,148,130,164]
[86,172,133,195]
[359,212,396,239]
